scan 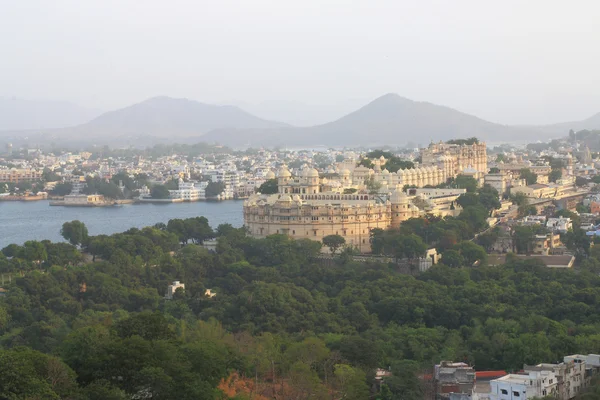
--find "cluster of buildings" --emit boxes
[244,141,486,252]
[425,355,600,400]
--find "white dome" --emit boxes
[265,170,276,179]
[307,168,319,177]
[278,166,291,178]
[342,169,351,175]
[277,194,292,202]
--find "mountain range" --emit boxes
[1,94,599,148]
[0,97,101,131]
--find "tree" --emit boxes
[510,192,528,206]
[519,168,538,185]
[50,182,72,196]
[357,158,374,168]
[365,176,382,194]
[151,185,171,199]
[257,179,278,194]
[489,167,500,173]
[455,241,487,266]
[442,249,464,268]
[576,176,589,187]
[61,220,89,247]
[333,364,369,400]
[549,169,562,183]
[322,234,346,254]
[454,175,478,192]
[205,181,225,198]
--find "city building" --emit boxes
[243,165,469,252]
[168,179,208,201]
[434,361,476,400]
[165,281,185,299]
[490,370,558,400]
[524,361,585,400]
[0,168,42,183]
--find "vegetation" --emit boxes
[257,179,278,194]
[2,203,600,398]
[50,182,73,196]
[205,181,226,198]
[446,137,478,145]
[519,168,538,185]
[322,234,346,254]
[61,220,89,247]
[150,184,171,199]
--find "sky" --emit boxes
[1,0,599,125]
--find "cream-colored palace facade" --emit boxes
[243,141,486,252]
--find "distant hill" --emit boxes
[202,93,543,147]
[68,96,289,139]
[3,94,600,148]
[0,97,100,130]
[522,112,600,137]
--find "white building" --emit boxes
[165,281,185,299]
[490,371,558,400]
[547,217,573,233]
[169,180,208,201]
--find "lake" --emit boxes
[0,200,244,248]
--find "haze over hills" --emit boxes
[66,96,290,138]
[2,94,600,148]
[0,97,101,130]
[223,98,369,127]
[202,94,559,147]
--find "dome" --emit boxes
[292,194,302,202]
[342,169,351,176]
[382,169,390,174]
[307,168,319,177]
[265,170,276,179]
[390,190,408,204]
[277,194,292,203]
[278,166,291,178]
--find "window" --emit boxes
[501,390,508,395]
[549,379,553,384]
[513,392,520,397]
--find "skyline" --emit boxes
[2,0,600,126]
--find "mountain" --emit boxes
[201,93,540,147]
[223,98,369,127]
[0,97,100,130]
[70,96,289,139]
[524,112,600,137]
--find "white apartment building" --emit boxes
[169,180,208,201]
[490,371,557,400]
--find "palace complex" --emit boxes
[243,141,486,252]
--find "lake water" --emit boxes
[0,200,244,248]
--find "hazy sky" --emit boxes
[2,0,599,125]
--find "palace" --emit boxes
[243,141,485,252]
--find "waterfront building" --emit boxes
[169,179,207,201]
[0,168,42,183]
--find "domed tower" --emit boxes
[277,166,292,193]
[390,189,410,228]
[566,153,574,176]
[307,168,320,194]
[341,169,351,185]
